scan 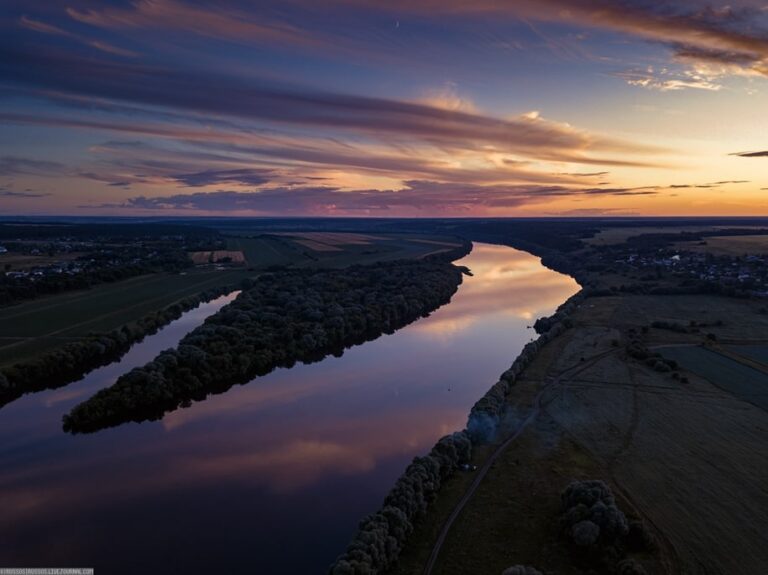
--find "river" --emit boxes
[0,243,578,574]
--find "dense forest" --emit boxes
[63,247,470,433]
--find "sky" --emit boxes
[0,0,767,217]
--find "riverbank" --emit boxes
[373,240,768,574]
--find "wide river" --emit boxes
[0,243,578,574]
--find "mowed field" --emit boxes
[227,232,463,269]
[0,268,253,367]
[676,234,768,256]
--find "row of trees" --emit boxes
[467,291,585,443]
[63,257,468,433]
[0,283,241,408]
[329,431,472,574]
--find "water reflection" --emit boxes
[0,244,578,574]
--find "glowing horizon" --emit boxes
[0,1,766,217]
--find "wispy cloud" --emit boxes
[614,67,723,91]
[0,46,661,165]
[97,180,665,215]
[66,0,326,51]
[18,15,138,58]
[343,0,768,78]
[0,189,51,198]
[0,156,66,176]
[169,168,274,187]
[732,150,768,157]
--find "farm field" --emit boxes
[225,235,311,268]
[226,232,463,269]
[675,234,768,256]
[657,345,768,411]
[0,268,253,367]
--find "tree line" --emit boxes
[0,283,242,408]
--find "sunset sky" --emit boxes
[0,0,767,216]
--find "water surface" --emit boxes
[0,243,578,573]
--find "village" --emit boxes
[0,227,222,306]
[589,235,768,297]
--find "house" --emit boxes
[0,246,7,254]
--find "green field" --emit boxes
[658,345,768,412]
[0,268,254,367]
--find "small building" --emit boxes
[0,246,7,254]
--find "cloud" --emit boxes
[98,180,664,215]
[344,0,768,77]
[555,171,609,177]
[0,189,51,198]
[18,15,138,58]
[0,46,662,167]
[170,168,273,187]
[418,83,479,113]
[732,150,768,157]
[66,0,327,51]
[64,0,768,78]
[0,156,66,176]
[614,67,723,91]
[550,207,639,216]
